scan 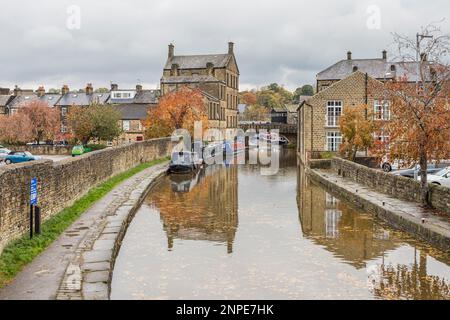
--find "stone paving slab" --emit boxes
[0,162,168,300]
[309,168,450,252]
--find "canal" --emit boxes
[111,149,450,300]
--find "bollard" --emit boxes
[35,206,41,235]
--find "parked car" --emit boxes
[418,167,450,188]
[0,147,12,161]
[71,145,85,157]
[4,151,41,164]
[393,162,450,178]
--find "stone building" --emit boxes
[298,71,385,164]
[316,50,422,92]
[161,42,240,129]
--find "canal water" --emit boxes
[111,149,450,300]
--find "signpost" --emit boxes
[30,178,39,239]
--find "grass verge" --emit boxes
[0,157,168,288]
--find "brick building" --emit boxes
[298,71,385,164]
[161,42,239,129]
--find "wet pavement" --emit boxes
[111,149,450,300]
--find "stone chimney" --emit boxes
[171,63,179,76]
[206,62,214,76]
[347,51,352,60]
[61,85,69,95]
[13,85,22,96]
[86,83,93,95]
[136,84,143,93]
[111,83,118,91]
[382,50,387,60]
[37,86,45,97]
[168,43,174,59]
[0,88,10,95]
[228,42,234,55]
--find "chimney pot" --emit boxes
[228,42,234,54]
[136,84,143,93]
[382,50,387,60]
[168,43,174,59]
[13,85,22,96]
[86,83,93,95]
[61,85,69,95]
[37,86,45,97]
[111,83,118,91]
[347,51,352,60]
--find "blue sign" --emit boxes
[30,178,38,205]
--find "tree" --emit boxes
[144,86,209,139]
[300,85,314,96]
[380,23,450,205]
[243,105,269,122]
[67,103,122,144]
[239,91,257,105]
[339,104,376,161]
[0,113,34,144]
[20,100,61,143]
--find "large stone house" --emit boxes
[316,50,422,92]
[298,71,385,164]
[160,42,239,129]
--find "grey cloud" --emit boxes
[0,0,448,91]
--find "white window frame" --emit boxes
[326,101,342,127]
[374,100,390,121]
[326,131,342,152]
[122,120,130,131]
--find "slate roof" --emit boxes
[56,92,110,106]
[161,75,222,84]
[40,93,62,107]
[317,58,426,82]
[164,54,232,70]
[0,95,12,107]
[111,104,150,120]
[7,93,40,109]
[133,90,160,104]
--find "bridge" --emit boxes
[238,123,297,143]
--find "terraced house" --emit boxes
[160,42,240,129]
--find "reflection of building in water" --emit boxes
[297,166,450,299]
[296,166,399,269]
[148,165,238,253]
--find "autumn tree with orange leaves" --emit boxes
[339,104,376,161]
[0,113,34,144]
[144,86,209,139]
[378,23,450,205]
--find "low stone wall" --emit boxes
[308,159,331,169]
[331,157,450,215]
[0,138,174,254]
[7,145,72,155]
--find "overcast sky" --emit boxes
[0,0,448,92]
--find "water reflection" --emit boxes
[111,150,450,300]
[150,165,238,253]
[297,165,450,300]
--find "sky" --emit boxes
[0,0,449,92]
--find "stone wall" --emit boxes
[8,145,72,155]
[0,138,174,254]
[331,157,450,215]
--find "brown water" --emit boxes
[111,149,450,300]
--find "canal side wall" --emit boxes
[0,138,174,255]
[306,167,450,252]
[330,157,450,215]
